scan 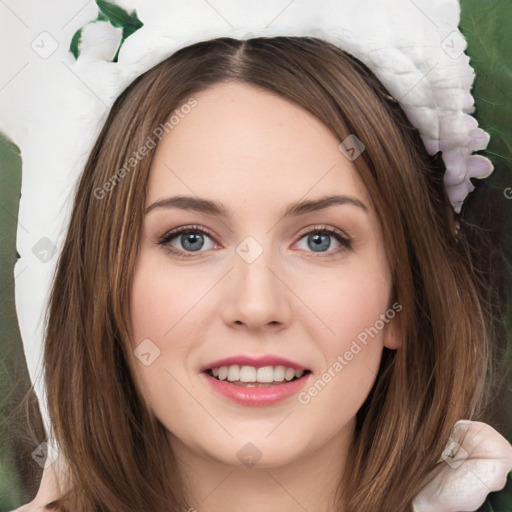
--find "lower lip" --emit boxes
[201,372,311,407]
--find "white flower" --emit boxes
[77,21,122,62]
[413,421,512,512]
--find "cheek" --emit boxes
[335,270,390,342]
[296,280,389,428]
[129,253,205,349]
[297,256,391,349]
[128,254,205,418]
[130,266,173,346]
[295,256,391,407]
[128,254,200,401]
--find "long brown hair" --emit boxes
[44,36,495,511]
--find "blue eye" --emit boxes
[157,225,216,257]
[296,227,352,254]
[157,224,352,258]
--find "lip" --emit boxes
[201,371,311,407]
[199,355,308,372]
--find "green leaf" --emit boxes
[69,27,83,60]
[122,22,141,40]
[112,37,123,63]
[96,0,143,30]
[95,11,109,23]
[95,0,143,62]
[68,0,143,62]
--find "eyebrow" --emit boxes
[145,194,369,218]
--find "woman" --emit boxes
[14,36,511,511]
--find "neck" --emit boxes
[169,420,354,512]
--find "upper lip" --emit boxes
[200,355,309,372]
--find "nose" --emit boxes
[220,239,293,332]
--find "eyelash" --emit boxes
[156,224,352,259]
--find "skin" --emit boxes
[128,81,401,512]
[19,82,512,512]
[15,461,64,511]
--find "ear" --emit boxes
[383,305,402,350]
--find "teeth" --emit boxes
[273,366,285,382]
[256,366,274,383]
[284,368,295,381]
[228,365,240,381]
[240,366,257,382]
[209,364,306,383]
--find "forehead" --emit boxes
[147,81,372,212]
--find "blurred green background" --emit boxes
[0,0,511,510]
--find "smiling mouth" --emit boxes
[204,367,312,387]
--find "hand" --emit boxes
[412,420,512,512]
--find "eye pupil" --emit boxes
[182,233,204,251]
[308,233,330,252]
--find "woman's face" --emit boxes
[129,81,400,470]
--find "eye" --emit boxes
[157,224,352,259]
[157,225,218,258]
[294,225,352,255]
